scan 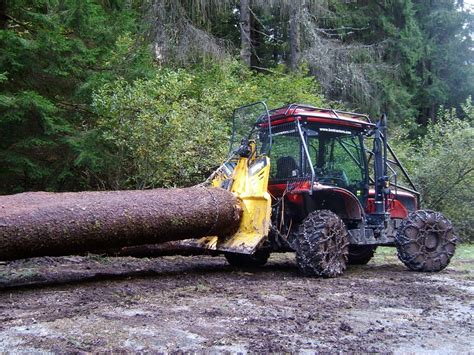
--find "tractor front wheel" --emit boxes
[291,210,349,277]
[396,210,457,272]
[224,249,270,268]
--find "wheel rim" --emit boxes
[424,231,439,251]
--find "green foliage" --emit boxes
[328,0,423,119]
[0,0,151,193]
[331,0,473,125]
[412,0,474,123]
[87,62,325,188]
[392,98,474,240]
[0,89,71,192]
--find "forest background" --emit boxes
[0,0,472,240]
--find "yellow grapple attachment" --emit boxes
[191,142,272,254]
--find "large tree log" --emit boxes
[0,187,242,260]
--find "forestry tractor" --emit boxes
[188,102,457,277]
[0,102,457,278]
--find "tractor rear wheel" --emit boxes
[224,249,270,268]
[291,210,349,277]
[396,210,457,272]
[348,245,377,265]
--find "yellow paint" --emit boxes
[193,142,272,254]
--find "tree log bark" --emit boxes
[0,187,242,260]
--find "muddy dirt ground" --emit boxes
[0,247,472,353]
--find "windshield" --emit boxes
[312,132,367,190]
[267,122,368,194]
[229,102,271,156]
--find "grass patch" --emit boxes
[451,243,474,261]
[450,243,474,272]
[372,246,398,264]
[372,244,473,271]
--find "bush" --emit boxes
[81,62,325,189]
[393,98,474,241]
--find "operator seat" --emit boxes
[275,156,299,180]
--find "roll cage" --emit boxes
[231,102,420,209]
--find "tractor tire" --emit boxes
[396,210,457,272]
[224,249,270,268]
[290,210,349,278]
[348,245,377,265]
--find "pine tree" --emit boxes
[413,0,474,123]
[0,0,148,193]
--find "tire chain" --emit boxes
[290,210,349,277]
[396,210,457,272]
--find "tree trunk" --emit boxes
[0,187,242,261]
[0,0,7,29]
[150,0,167,63]
[289,2,300,71]
[240,0,252,67]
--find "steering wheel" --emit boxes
[316,170,349,188]
[317,176,347,187]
